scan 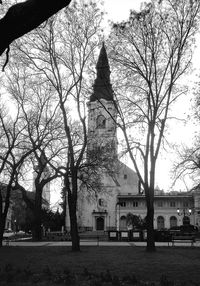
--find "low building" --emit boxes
[117,189,200,230]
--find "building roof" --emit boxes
[117,193,193,199]
[90,42,114,102]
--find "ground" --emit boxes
[0,246,200,285]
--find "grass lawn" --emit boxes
[0,246,200,285]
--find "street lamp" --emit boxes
[116,202,121,231]
[177,208,192,216]
[14,219,17,240]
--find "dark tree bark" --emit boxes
[0,0,72,56]
[145,186,155,252]
[0,183,13,247]
[32,187,43,241]
[64,172,80,252]
[68,192,80,252]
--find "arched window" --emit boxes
[120,215,127,230]
[157,216,165,230]
[170,216,177,228]
[98,198,103,206]
[96,115,106,129]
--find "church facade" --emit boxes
[65,44,200,232]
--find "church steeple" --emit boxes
[90,42,114,102]
[87,42,118,158]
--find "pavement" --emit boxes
[3,239,200,247]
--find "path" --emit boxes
[3,239,200,247]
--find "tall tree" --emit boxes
[108,0,200,251]
[0,101,38,246]
[5,64,65,241]
[11,1,104,251]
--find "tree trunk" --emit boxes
[0,192,3,247]
[0,214,5,247]
[32,188,42,241]
[68,193,80,252]
[145,186,156,252]
[146,204,156,252]
[0,185,12,247]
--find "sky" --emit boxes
[103,0,144,21]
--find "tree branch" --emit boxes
[0,0,72,56]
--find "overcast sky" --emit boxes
[103,0,145,22]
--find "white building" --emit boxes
[65,44,200,232]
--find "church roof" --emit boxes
[90,42,114,102]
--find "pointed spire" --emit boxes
[96,42,109,70]
[90,42,114,102]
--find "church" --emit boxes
[65,44,200,233]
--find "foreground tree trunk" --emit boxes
[68,195,80,252]
[67,175,80,252]
[0,184,12,247]
[145,187,156,252]
[0,214,6,247]
[32,188,43,241]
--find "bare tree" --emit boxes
[108,0,200,251]
[10,1,104,251]
[5,63,66,241]
[0,101,39,246]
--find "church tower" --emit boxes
[87,43,118,157]
[76,43,139,232]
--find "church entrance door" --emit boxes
[96,217,104,230]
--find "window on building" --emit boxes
[98,198,107,207]
[170,216,177,228]
[96,115,106,129]
[183,202,189,208]
[133,201,138,207]
[120,202,126,207]
[124,174,127,180]
[98,198,103,206]
[170,201,176,207]
[157,216,165,230]
[157,201,163,207]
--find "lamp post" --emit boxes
[116,202,121,231]
[14,219,17,241]
[177,208,192,216]
[177,208,192,226]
